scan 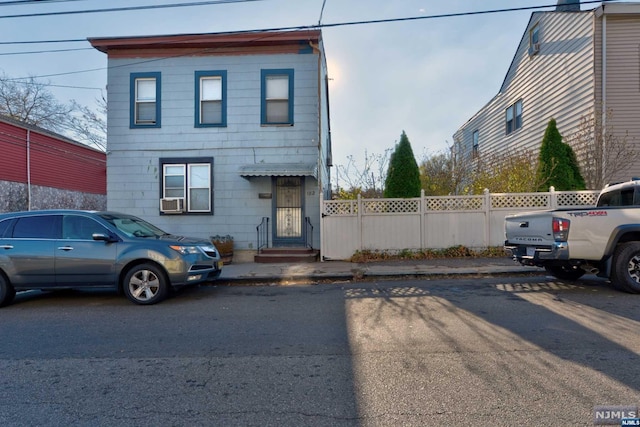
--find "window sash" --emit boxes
[197,73,225,126]
[163,165,185,199]
[201,100,222,124]
[201,77,222,101]
[266,75,289,100]
[472,130,479,158]
[135,78,157,124]
[505,100,523,135]
[188,164,211,212]
[262,70,293,124]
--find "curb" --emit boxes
[214,266,543,285]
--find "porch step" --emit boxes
[254,247,320,263]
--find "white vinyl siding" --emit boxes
[453,11,595,173]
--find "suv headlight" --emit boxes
[169,245,200,255]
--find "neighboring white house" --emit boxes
[89,30,331,262]
[453,1,640,188]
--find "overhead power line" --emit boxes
[1,0,623,80]
[0,0,86,5]
[0,0,262,19]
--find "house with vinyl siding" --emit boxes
[453,1,640,189]
[89,30,331,262]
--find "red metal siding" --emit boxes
[29,132,106,194]
[0,121,28,183]
[0,120,106,194]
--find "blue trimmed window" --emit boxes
[130,72,161,128]
[261,69,294,125]
[195,70,227,127]
[160,157,213,214]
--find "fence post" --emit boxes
[550,186,557,209]
[420,189,426,249]
[357,193,363,252]
[484,188,491,249]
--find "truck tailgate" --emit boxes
[505,212,554,246]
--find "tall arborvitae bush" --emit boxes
[383,131,421,198]
[536,118,586,191]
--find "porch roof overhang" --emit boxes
[239,163,318,180]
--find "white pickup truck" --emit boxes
[504,179,640,292]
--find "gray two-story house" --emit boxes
[89,30,331,262]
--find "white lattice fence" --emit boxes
[491,193,550,209]
[556,191,599,207]
[321,190,600,260]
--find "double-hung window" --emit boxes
[131,72,161,128]
[261,69,294,125]
[472,130,479,158]
[195,71,226,127]
[505,100,523,135]
[160,157,213,214]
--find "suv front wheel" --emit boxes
[123,263,169,305]
[0,274,16,307]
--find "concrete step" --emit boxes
[254,247,320,263]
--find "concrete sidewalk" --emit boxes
[217,257,542,284]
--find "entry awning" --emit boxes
[239,163,318,179]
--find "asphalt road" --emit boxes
[1,275,640,426]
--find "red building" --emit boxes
[0,115,106,212]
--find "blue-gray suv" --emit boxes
[0,210,222,306]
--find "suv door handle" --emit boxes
[57,246,74,251]
[0,245,13,249]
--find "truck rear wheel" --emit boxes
[544,264,585,281]
[611,242,640,293]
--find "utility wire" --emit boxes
[317,0,327,26]
[0,0,262,19]
[0,0,87,5]
[1,0,623,81]
[0,0,621,45]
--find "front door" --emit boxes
[273,177,304,246]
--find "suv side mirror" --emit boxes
[92,233,118,243]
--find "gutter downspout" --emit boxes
[26,129,32,211]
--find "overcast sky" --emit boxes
[0,0,628,173]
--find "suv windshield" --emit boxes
[98,213,168,238]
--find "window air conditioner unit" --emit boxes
[160,198,184,213]
[528,43,540,56]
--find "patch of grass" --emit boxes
[349,246,507,263]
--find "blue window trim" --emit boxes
[130,72,161,129]
[261,69,294,125]
[159,157,214,215]
[194,70,227,128]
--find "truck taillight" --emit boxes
[552,217,570,242]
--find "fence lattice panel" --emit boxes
[491,193,550,209]
[363,199,420,214]
[556,191,599,207]
[324,200,358,215]
[426,197,483,211]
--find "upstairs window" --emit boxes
[506,100,523,135]
[530,24,540,46]
[261,69,294,125]
[529,23,541,56]
[131,72,161,128]
[472,130,479,158]
[160,157,213,214]
[195,71,226,127]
